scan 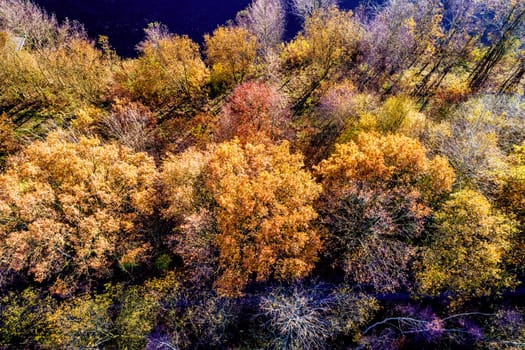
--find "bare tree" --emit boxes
[236,0,285,56]
[0,0,85,50]
[136,21,171,51]
[291,0,338,20]
[101,100,156,152]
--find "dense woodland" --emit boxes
[0,0,524,348]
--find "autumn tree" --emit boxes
[260,284,379,349]
[358,0,443,94]
[1,37,112,133]
[0,130,158,294]
[236,0,285,57]
[303,81,380,165]
[0,0,86,50]
[0,112,19,168]
[116,25,209,114]
[424,98,513,195]
[0,288,54,348]
[417,190,516,301]
[204,26,257,91]
[45,291,114,348]
[372,95,426,138]
[467,1,525,92]
[99,98,157,153]
[214,81,292,144]
[161,140,322,297]
[315,132,455,292]
[280,7,362,113]
[496,143,525,272]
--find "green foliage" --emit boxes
[155,253,172,271]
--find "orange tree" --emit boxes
[315,132,455,292]
[160,139,321,297]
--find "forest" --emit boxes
[0,0,524,348]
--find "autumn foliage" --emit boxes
[316,133,455,292]
[161,140,321,296]
[215,81,291,143]
[116,31,209,113]
[1,0,525,348]
[0,131,157,294]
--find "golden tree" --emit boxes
[116,32,209,113]
[280,7,362,112]
[161,140,322,297]
[0,130,158,294]
[1,37,112,132]
[315,132,455,292]
[417,189,516,301]
[204,26,257,90]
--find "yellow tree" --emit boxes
[204,26,257,90]
[497,143,525,272]
[280,7,362,112]
[315,132,455,292]
[116,30,209,113]
[161,140,322,297]
[1,37,112,132]
[417,190,516,301]
[0,130,158,294]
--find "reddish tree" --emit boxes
[215,81,292,144]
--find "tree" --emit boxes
[45,291,114,349]
[358,0,443,94]
[204,26,257,90]
[260,284,378,349]
[467,1,525,92]
[424,98,511,196]
[0,37,112,133]
[417,190,516,301]
[497,143,525,272]
[0,0,86,50]
[99,98,157,153]
[280,7,362,113]
[0,288,54,348]
[0,112,19,168]
[116,28,209,114]
[0,130,158,293]
[236,0,285,57]
[315,132,455,292]
[373,95,426,137]
[291,0,339,20]
[214,81,291,144]
[161,140,322,297]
